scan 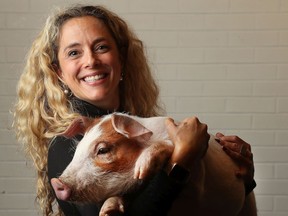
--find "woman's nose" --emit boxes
[84,51,100,68]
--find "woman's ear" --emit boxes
[53,64,65,83]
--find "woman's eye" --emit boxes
[95,45,109,53]
[68,50,79,57]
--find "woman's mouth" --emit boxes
[83,74,107,83]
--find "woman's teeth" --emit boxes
[84,74,106,82]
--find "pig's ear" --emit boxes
[111,114,153,141]
[60,116,93,138]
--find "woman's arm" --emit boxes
[127,117,210,216]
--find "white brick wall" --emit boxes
[0,0,287,215]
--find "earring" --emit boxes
[120,72,124,81]
[63,85,73,97]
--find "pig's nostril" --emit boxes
[51,178,71,201]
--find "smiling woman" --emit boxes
[56,16,122,109]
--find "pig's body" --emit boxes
[51,113,246,216]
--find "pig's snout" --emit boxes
[51,178,71,201]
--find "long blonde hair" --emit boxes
[13,4,162,215]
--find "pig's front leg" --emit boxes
[134,141,173,179]
[99,196,125,216]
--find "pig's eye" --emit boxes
[97,147,110,155]
[95,142,112,155]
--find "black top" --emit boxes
[47,97,183,216]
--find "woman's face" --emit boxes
[57,16,122,110]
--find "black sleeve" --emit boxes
[47,136,100,216]
[126,170,183,216]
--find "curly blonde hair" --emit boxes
[13,4,163,215]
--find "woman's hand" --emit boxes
[215,133,255,186]
[166,117,210,169]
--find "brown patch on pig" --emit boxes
[93,120,144,173]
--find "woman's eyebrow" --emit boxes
[63,37,107,52]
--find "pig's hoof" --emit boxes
[100,196,125,216]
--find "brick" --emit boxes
[221,130,275,146]
[201,114,252,130]
[130,0,178,13]
[226,97,275,113]
[253,147,288,162]
[177,65,226,80]
[279,31,288,45]
[0,162,35,177]
[0,130,17,145]
[159,81,202,97]
[7,13,46,29]
[137,31,178,47]
[0,178,35,193]
[0,211,38,216]
[0,80,18,96]
[0,0,29,12]
[89,0,131,13]
[203,81,252,96]
[154,64,178,80]
[230,0,279,12]
[0,96,15,112]
[204,48,254,63]
[6,47,30,63]
[155,14,205,30]
[0,14,6,28]
[0,48,6,62]
[0,30,36,46]
[278,65,288,79]
[255,180,288,195]
[276,132,288,146]
[255,48,288,63]
[0,113,11,129]
[205,14,255,30]
[179,31,228,47]
[0,194,35,209]
[281,0,288,12]
[253,114,288,129]
[253,82,288,96]
[0,63,23,80]
[256,14,288,29]
[122,14,155,30]
[227,64,277,80]
[176,97,225,113]
[155,47,204,64]
[229,31,278,46]
[276,164,288,178]
[179,0,229,13]
[277,98,288,113]
[254,195,273,211]
[160,97,176,113]
[0,146,26,161]
[254,163,274,179]
[275,196,288,211]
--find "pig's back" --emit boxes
[131,115,170,141]
[168,135,245,216]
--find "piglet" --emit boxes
[51,113,247,216]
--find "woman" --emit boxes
[13,4,256,216]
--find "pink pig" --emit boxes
[51,112,250,216]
